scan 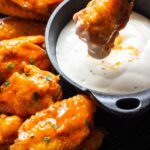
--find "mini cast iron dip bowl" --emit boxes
[45,0,150,116]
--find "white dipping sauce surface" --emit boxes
[56,12,150,94]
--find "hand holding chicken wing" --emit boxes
[73,0,134,59]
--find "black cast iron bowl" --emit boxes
[45,0,150,116]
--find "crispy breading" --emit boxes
[0,64,62,117]
[11,95,95,150]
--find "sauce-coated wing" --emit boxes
[11,95,95,150]
[78,128,104,150]
[0,35,51,83]
[11,0,62,15]
[0,17,45,40]
[0,114,23,145]
[0,0,48,21]
[0,64,62,117]
[73,0,134,59]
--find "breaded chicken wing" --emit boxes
[0,64,62,117]
[0,35,51,83]
[0,17,45,40]
[11,95,95,150]
[78,128,104,150]
[11,0,62,15]
[0,114,23,145]
[0,0,49,21]
[73,0,134,59]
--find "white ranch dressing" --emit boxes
[56,12,150,94]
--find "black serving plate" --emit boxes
[45,0,150,116]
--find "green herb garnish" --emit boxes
[29,57,35,65]
[46,76,52,81]
[25,72,30,77]
[4,81,10,87]
[33,92,39,101]
[43,137,50,143]
[7,63,15,70]
[85,120,90,127]
[53,124,58,129]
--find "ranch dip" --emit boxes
[56,12,150,94]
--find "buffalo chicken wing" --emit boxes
[0,35,51,83]
[11,95,95,150]
[73,0,134,59]
[0,64,62,117]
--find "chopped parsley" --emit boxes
[7,63,15,70]
[43,137,50,143]
[33,92,39,101]
[53,124,58,129]
[4,81,10,87]
[46,76,52,81]
[85,120,90,127]
[29,57,35,65]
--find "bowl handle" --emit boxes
[91,90,150,116]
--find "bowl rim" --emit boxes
[45,0,150,115]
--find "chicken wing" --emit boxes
[73,0,134,59]
[0,35,51,83]
[11,0,62,15]
[0,0,49,21]
[0,17,45,40]
[0,114,23,145]
[78,128,104,150]
[0,64,62,117]
[11,95,95,150]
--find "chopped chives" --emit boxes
[43,137,50,143]
[46,76,52,81]
[29,57,35,65]
[33,92,39,101]
[4,81,10,87]
[7,63,15,70]
[53,124,58,129]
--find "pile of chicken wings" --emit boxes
[0,1,104,150]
